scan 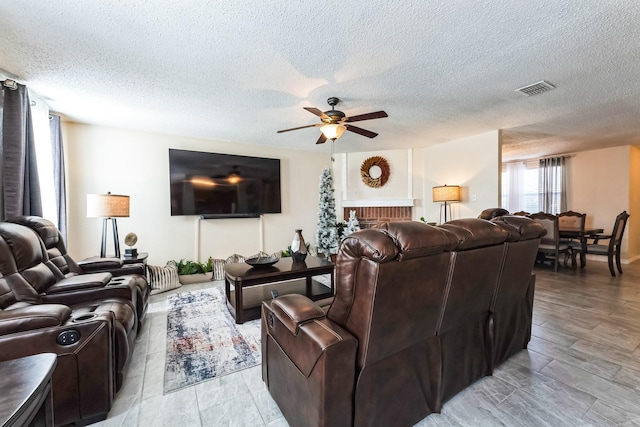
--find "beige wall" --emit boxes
[342,150,411,202]
[333,132,500,224]
[567,145,634,260]
[418,130,501,223]
[63,122,331,265]
[628,146,640,261]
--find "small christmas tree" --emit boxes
[344,209,361,237]
[316,167,339,257]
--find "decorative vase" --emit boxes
[291,229,307,262]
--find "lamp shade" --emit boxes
[432,185,461,203]
[320,124,346,140]
[87,193,130,218]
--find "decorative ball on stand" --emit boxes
[124,232,138,247]
[124,232,138,257]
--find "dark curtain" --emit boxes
[1,81,42,220]
[538,156,567,214]
[50,114,67,241]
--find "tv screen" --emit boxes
[169,149,281,217]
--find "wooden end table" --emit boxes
[0,353,56,427]
[122,251,148,265]
[122,251,148,278]
[224,256,334,324]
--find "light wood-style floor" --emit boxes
[90,259,640,427]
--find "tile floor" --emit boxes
[89,259,640,426]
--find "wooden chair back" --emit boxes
[529,212,571,272]
[586,211,630,277]
[557,211,586,232]
[610,211,630,248]
[529,212,558,243]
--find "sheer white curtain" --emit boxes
[50,114,67,241]
[539,157,567,214]
[29,92,57,225]
[504,161,527,213]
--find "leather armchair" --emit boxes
[262,218,545,427]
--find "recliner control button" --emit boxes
[57,329,80,345]
[268,313,275,328]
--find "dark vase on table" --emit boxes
[291,229,307,262]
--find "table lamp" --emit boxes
[432,185,461,224]
[87,192,130,257]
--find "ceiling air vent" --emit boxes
[515,81,555,96]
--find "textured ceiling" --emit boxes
[1,1,640,161]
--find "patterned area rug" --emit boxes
[164,287,261,393]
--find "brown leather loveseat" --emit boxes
[261,217,545,427]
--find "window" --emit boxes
[29,93,58,227]
[538,157,567,215]
[501,160,539,213]
[502,157,567,215]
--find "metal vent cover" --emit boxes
[515,81,556,96]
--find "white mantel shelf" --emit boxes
[342,199,415,207]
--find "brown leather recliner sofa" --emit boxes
[261,217,545,427]
[0,220,143,426]
[6,216,149,326]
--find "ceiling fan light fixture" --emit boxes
[277,97,387,144]
[190,176,216,187]
[321,124,346,140]
[227,170,242,184]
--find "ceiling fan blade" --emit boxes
[315,133,327,144]
[277,123,321,133]
[304,107,330,120]
[346,124,378,138]
[345,110,388,123]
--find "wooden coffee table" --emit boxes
[224,256,334,324]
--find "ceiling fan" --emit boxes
[277,97,388,144]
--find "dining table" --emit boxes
[559,226,604,268]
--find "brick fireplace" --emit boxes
[344,206,413,229]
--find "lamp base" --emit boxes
[101,218,122,258]
[124,248,138,258]
[439,202,453,224]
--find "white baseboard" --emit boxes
[585,254,638,265]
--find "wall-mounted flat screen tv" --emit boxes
[169,149,281,217]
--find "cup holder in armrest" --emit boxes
[73,313,98,323]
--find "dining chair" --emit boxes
[529,212,572,272]
[585,211,630,277]
[512,211,530,216]
[557,210,586,267]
